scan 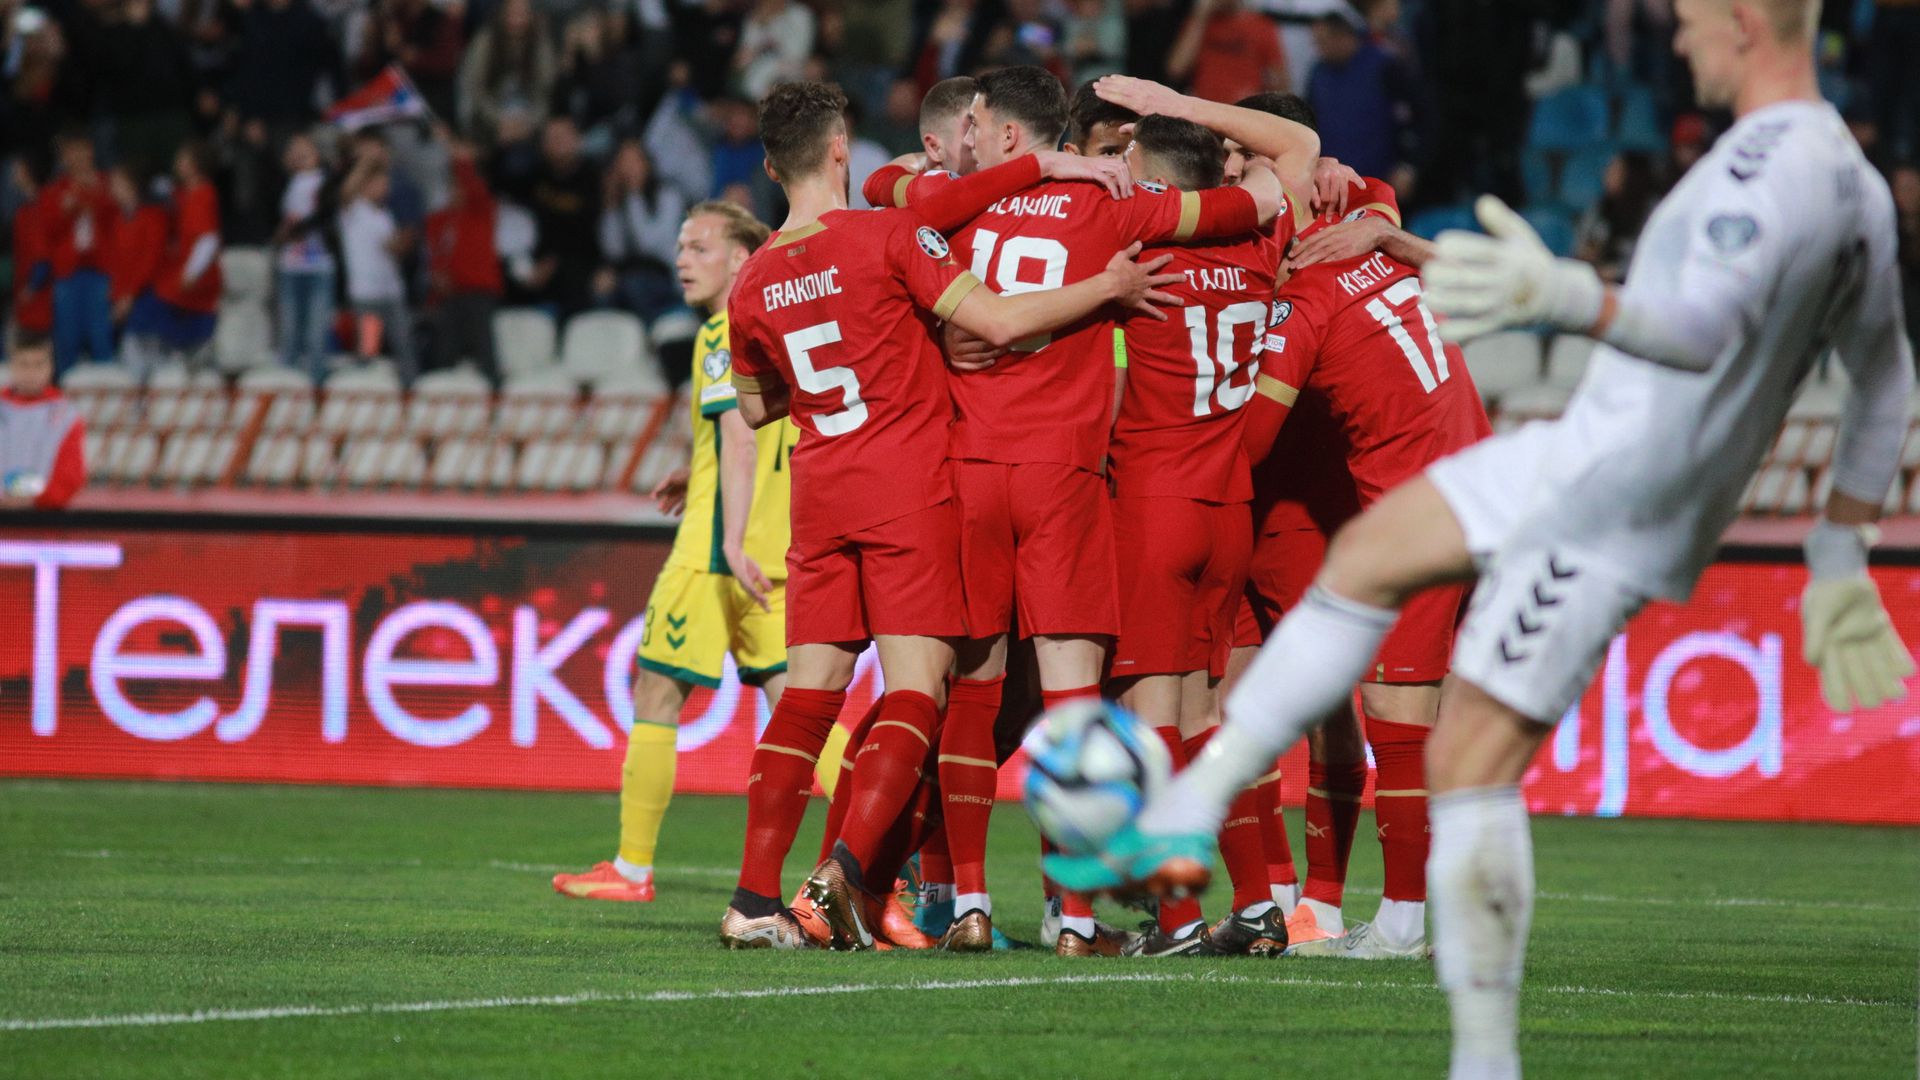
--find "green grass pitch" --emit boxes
[1,779,1914,1078]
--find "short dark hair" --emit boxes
[920,76,978,134]
[1234,92,1317,133]
[1067,80,1138,149]
[975,65,1069,148]
[1132,114,1225,191]
[177,139,216,181]
[11,330,51,354]
[758,80,849,181]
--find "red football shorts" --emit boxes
[784,499,967,645]
[1110,497,1252,680]
[954,460,1119,639]
[1235,526,1467,682]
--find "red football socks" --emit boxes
[1186,729,1269,911]
[737,686,844,899]
[1302,757,1368,907]
[1154,725,1204,932]
[940,675,1005,898]
[1367,716,1432,903]
[1257,762,1298,887]
[919,825,954,888]
[817,695,884,861]
[834,690,942,878]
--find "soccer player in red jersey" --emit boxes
[1234,175,1492,960]
[1102,115,1284,958]
[869,65,1300,951]
[719,80,1180,951]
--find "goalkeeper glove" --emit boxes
[1801,520,1913,712]
[1423,195,1606,343]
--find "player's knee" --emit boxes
[631,668,691,722]
[1426,681,1551,793]
[1319,514,1422,610]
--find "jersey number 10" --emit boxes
[1185,302,1265,417]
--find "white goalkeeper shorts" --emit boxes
[1427,422,1649,723]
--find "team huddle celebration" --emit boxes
[544,1,1913,1075]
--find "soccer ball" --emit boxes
[1020,698,1171,855]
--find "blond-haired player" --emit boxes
[554,201,801,903]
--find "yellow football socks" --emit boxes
[813,720,852,798]
[617,720,679,868]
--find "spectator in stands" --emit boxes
[843,100,892,210]
[353,0,466,121]
[43,131,118,374]
[1574,150,1656,285]
[8,154,54,353]
[551,7,650,143]
[642,72,715,205]
[0,333,85,511]
[1307,9,1421,195]
[0,11,81,169]
[106,163,169,376]
[225,0,340,132]
[88,0,198,176]
[910,0,990,94]
[595,138,683,324]
[1062,0,1126,87]
[274,131,338,381]
[1895,163,1920,352]
[504,116,599,316]
[339,155,416,379]
[979,0,1066,79]
[457,0,555,144]
[733,0,815,100]
[147,141,224,369]
[1167,0,1288,105]
[706,97,764,206]
[213,114,288,247]
[425,133,502,384]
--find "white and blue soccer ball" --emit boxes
[1020,699,1171,855]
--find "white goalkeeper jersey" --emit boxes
[1502,99,1910,600]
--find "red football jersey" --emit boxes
[895,171,1260,472]
[41,175,119,278]
[1263,249,1492,505]
[728,208,980,542]
[155,181,222,314]
[1295,175,1401,243]
[1110,227,1280,502]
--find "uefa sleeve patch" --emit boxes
[703,347,732,380]
[1270,300,1293,325]
[916,226,950,259]
[1705,213,1759,255]
[1137,180,1168,194]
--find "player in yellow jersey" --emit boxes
[554,201,800,903]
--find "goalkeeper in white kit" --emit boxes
[1047,0,1915,1076]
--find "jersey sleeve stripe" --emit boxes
[932,271,983,322]
[700,398,739,416]
[1173,190,1202,242]
[1353,201,1401,226]
[892,172,914,207]
[731,372,769,393]
[1256,373,1298,405]
[1283,182,1312,232]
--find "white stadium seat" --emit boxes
[429,437,516,490]
[408,367,494,438]
[220,247,273,302]
[1462,332,1542,405]
[214,305,275,372]
[300,433,339,487]
[317,365,405,436]
[61,362,139,428]
[244,433,301,486]
[496,370,580,439]
[494,308,558,377]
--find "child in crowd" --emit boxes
[107,164,171,382]
[43,131,118,374]
[339,156,416,381]
[275,132,339,381]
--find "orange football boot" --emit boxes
[552,861,654,902]
[877,893,936,949]
[788,885,834,947]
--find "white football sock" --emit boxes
[1143,587,1396,837]
[1299,897,1344,935]
[612,856,652,883]
[1373,897,1426,945]
[1060,914,1097,939]
[1237,900,1277,919]
[1271,882,1302,915]
[955,891,992,919]
[1429,786,1533,1080]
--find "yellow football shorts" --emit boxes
[636,563,788,688]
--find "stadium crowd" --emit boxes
[3,0,1916,388]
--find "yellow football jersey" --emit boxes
[665,310,796,578]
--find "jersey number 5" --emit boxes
[784,321,868,436]
[1185,302,1266,417]
[1365,278,1451,393]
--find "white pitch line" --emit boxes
[2,971,1906,1034]
[44,850,1920,913]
